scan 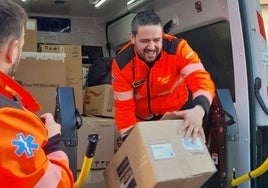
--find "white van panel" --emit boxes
[226,1,251,187]
[154,0,228,35]
[107,13,136,49]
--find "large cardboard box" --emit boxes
[104,120,217,188]
[15,52,66,116]
[23,19,37,52]
[84,84,114,117]
[77,116,116,170]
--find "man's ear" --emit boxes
[129,32,135,44]
[6,39,19,64]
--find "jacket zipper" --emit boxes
[147,67,153,117]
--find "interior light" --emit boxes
[127,0,136,5]
[127,0,146,10]
[94,0,107,8]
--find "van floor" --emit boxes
[79,169,107,188]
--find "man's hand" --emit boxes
[40,113,61,138]
[170,105,206,143]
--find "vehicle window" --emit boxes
[176,21,235,101]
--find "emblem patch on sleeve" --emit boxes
[11,133,39,158]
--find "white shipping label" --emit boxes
[151,143,175,160]
[26,20,36,30]
[180,137,204,150]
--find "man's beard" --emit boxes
[138,51,161,67]
[7,55,20,78]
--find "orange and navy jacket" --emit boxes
[0,71,74,187]
[112,35,215,135]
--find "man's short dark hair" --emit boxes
[131,10,162,36]
[0,0,27,50]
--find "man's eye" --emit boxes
[140,40,148,43]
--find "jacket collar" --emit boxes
[0,71,40,112]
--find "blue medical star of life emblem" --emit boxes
[11,133,39,158]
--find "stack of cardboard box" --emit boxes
[78,58,116,187]
[38,44,84,114]
[16,19,84,115]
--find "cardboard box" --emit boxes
[104,120,217,188]
[77,116,116,170]
[84,84,114,117]
[39,44,83,80]
[23,19,37,52]
[15,52,66,116]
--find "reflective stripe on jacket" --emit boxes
[0,71,74,187]
[112,35,215,134]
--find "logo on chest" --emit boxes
[157,74,171,84]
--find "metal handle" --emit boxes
[254,77,268,115]
[74,134,100,188]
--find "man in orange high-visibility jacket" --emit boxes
[112,10,215,142]
[0,1,74,187]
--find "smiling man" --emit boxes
[112,10,215,142]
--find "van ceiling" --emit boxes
[17,0,142,20]
[20,0,127,16]
[17,0,184,23]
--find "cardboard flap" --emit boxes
[160,112,184,120]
